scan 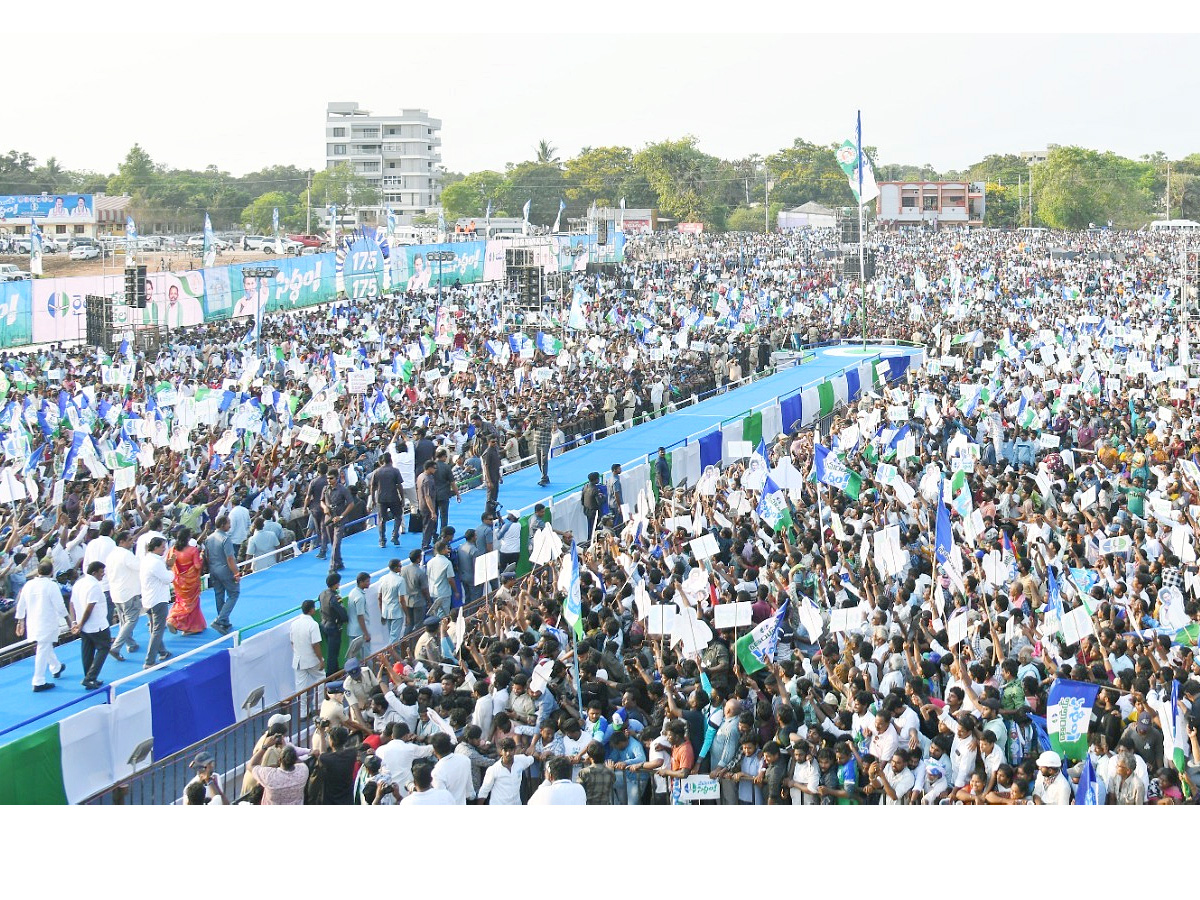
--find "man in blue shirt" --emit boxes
[607,724,648,805]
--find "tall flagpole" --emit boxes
[858,110,867,349]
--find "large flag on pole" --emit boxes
[552,199,566,233]
[755,476,793,531]
[29,221,43,276]
[735,601,788,674]
[1045,679,1100,762]
[485,200,492,238]
[567,285,588,330]
[935,482,953,566]
[521,199,531,236]
[125,215,138,267]
[835,112,880,206]
[1075,753,1105,805]
[203,213,216,268]
[813,443,862,500]
[559,540,583,640]
[273,207,282,255]
[618,197,626,232]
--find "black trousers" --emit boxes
[323,627,342,678]
[79,627,112,683]
[485,482,499,512]
[535,445,550,481]
[377,500,404,542]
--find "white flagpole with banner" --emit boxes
[273,207,282,255]
[521,199,531,237]
[125,215,138,268]
[203,213,216,268]
[29,220,42,276]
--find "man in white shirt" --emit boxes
[82,519,116,598]
[1034,750,1073,805]
[430,732,474,803]
[528,755,587,805]
[377,558,407,645]
[289,599,324,715]
[874,750,916,805]
[106,530,142,661]
[15,560,69,691]
[375,722,435,797]
[139,536,175,669]
[477,737,535,805]
[70,561,111,689]
[400,762,454,806]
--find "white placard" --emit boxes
[646,605,678,635]
[689,533,720,559]
[346,370,370,395]
[93,495,113,515]
[113,465,136,492]
[1099,535,1132,555]
[947,610,968,647]
[713,601,754,630]
[678,775,720,802]
[474,550,500,587]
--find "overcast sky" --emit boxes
[8,19,1200,179]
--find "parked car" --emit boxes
[263,239,302,255]
[286,233,325,248]
[0,264,31,281]
[69,245,100,260]
[185,234,231,250]
[299,246,322,256]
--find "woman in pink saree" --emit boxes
[166,527,207,635]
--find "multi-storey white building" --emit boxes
[324,101,442,226]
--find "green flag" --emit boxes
[818,381,835,417]
[742,411,763,448]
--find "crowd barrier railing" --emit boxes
[77,347,921,804]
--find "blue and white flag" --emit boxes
[560,540,583,639]
[62,430,87,481]
[935,482,953,566]
[273,207,282,254]
[1045,679,1101,761]
[755,476,793,531]
[1075,752,1105,805]
[552,198,566,233]
[521,198,531,236]
[484,199,493,237]
[203,213,216,268]
[813,444,862,499]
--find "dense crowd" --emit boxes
[9,224,1200,805]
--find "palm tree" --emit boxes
[535,139,559,166]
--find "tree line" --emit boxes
[2,139,1197,234]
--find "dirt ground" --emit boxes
[0,247,286,279]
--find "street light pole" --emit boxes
[243,266,279,357]
[428,250,454,306]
